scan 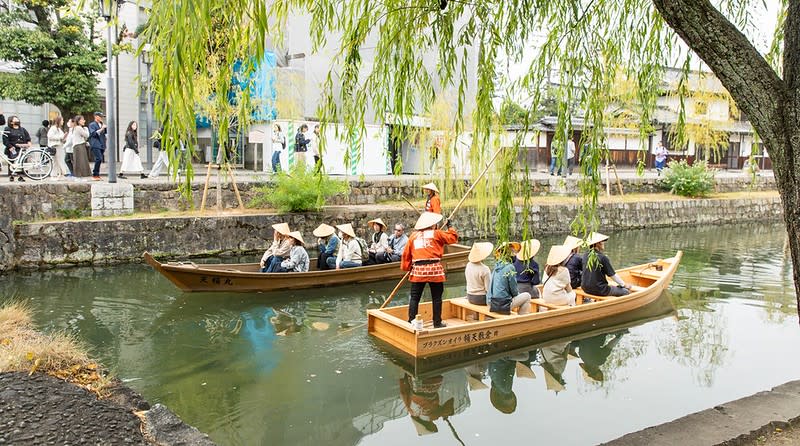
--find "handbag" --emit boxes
[489,298,511,315]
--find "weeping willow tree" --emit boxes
[143,0,800,319]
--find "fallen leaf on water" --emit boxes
[28,358,42,376]
[276,329,288,336]
[312,322,330,331]
[335,370,342,374]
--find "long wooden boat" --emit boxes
[143,244,471,292]
[367,251,682,358]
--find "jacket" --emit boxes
[401,227,458,282]
[369,231,389,252]
[542,265,574,306]
[385,233,408,262]
[486,260,519,306]
[318,234,340,256]
[336,238,362,265]
[280,246,310,272]
[513,257,540,285]
[260,238,292,264]
[295,131,310,152]
[565,253,583,289]
[88,121,106,150]
[125,131,139,153]
[425,195,441,214]
[3,126,31,150]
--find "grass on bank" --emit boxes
[0,301,111,395]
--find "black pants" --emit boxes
[317,252,333,270]
[65,152,74,175]
[408,281,444,325]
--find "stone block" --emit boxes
[91,197,104,209]
[123,197,134,209]
[105,197,123,210]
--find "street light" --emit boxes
[99,0,117,183]
[141,43,153,170]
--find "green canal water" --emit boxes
[1,223,797,446]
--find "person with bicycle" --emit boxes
[3,116,32,182]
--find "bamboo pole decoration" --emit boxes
[605,158,611,197]
[611,164,624,196]
[226,163,245,210]
[200,162,213,211]
[379,147,504,309]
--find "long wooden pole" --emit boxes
[402,196,422,214]
[379,147,504,309]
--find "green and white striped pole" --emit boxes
[287,121,295,169]
[349,131,359,175]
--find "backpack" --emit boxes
[355,237,370,262]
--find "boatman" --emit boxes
[422,183,441,214]
[401,212,458,328]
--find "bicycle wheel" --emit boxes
[21,149,53,180]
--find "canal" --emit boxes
[1,222,797,446]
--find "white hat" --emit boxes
[563,235,583,251]
[516,239,541,261]
[287,231,305,246]
[367,218,387,229]
[468,242,494,263]
[546,245,572,266]
[414,212,443,230]
[587,232,609,246]
[272,222,291,236]
[312,223,335,238]
[421,182,440,194]
[336,223,357,238]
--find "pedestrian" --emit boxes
[294,124,310,168]
[549,141,560,175]
[63,118,75,176]
[654,141,668,176]
[2,116,32,182]
[148,127,169,178]
[70,115,92,178]
[87,112,107,180]
[401,212,458,328]
[566,137,576,175]
[47,116,69,178]
[270,123,285,173]
[35,120,49,149]
[119,121,147,179]
[309,124,321,170]
[422,183,441,213]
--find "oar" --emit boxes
[402,196,422,214]
[379,147,504,309]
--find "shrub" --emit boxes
[659,159,715,197]
[248,165,349,212]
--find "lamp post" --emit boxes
[99,0,117,183]
[141,44,153,170]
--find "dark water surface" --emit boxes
[1,223,797,446]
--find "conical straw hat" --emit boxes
[272,222,290,235]
[516,239,541,261]
[543,368,565,392]
[421,182,440,194]
[367,218,387,229]
[496,241,522,253]
[312,223,335,238]
[586,232,609,246]
[546,245,572,266]
[336,223,357,238]
[414,212,443,230]
[287,231,305,246]
[563,235,583,250]
[468,242,494,263]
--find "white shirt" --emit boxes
[308,132,320,157]
[47,126,65,148]
[336,238,362,265]
[567,140,576,159]
[271,131,284,152]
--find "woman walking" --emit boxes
[47,116,69,178]
[70,115,92,178]
[62,118,75,176]
[119,121,146,179]
[270,123,285,173]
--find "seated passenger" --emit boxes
[541,245,577,307]
[331,223,362,269]
[513,239,541,298]
[377,223,408,264]
[274,231,310,273]
[364,218,389,265]
[487,245,532,315]
[313,223,339,271]
[563,235,583,289]
[581,232,631,296]
[465,242,493,305]
[260,222,292,272]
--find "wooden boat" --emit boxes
[143,244,471,292]
[367,251,682,358]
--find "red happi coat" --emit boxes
[401,227,458,282]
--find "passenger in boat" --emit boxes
[376,223,408,264]
[514,239,541,298]
[581,232,632,296]
[487,246,532,315]
[331,223,363,269]
[260,222,292,272]
[541,245,577,307]
[364,218,389,265]
[313,223,339,271]
[563,235,584,289]
[402,212,458,328]
[274,231,310,273]
[465,242,493,305]
[422,182,441,214]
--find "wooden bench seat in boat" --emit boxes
[574,285,647,303]
[449,298,513,321]
[531,298,569,312]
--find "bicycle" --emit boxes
[0,147,54,181]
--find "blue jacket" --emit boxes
[486,260,518,306]
[319,234,340,256]
[513,257,540,285]
[88,121,106,150]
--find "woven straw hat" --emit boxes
[468,242,494,263]
[367,218,387,229]
[421,182,440,194]
[563,235,583,251]
[496,241,521,254]
[587,232,609,246]
[336,223,357,238]
[312,223,335,238]
[516,239,541,261]
[546,245,572,266]
[272,222,291,236]
[287,231,305,246]
[414,212,443,230]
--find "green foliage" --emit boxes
[248,165,349,213]
[659,160,715,198]
[0,3,104,117]
[55,208,85,220]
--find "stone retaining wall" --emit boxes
[5,196,784,270]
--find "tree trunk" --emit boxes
[652,0,800,320]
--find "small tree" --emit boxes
[0,1,104,117]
